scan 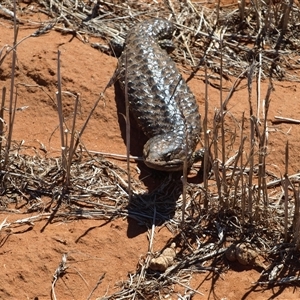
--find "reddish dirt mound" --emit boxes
[0,2,300,300]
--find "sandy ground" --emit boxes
[0,1,300,299]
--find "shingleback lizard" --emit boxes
[114,18,202,171]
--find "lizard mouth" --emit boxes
[144,158,184,172]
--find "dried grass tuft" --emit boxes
[0,0,300,298]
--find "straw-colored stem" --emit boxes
[247,64,254,116]
[216,0,221,26]
[238,0,246,22]
[240,113,245,223]
[284,140,289,242]
[255,81,272,221]
[5,0,18,168]
[181,110,189,226]
[262,82,272,209]
[124,52,132,201]
[256,50,262,122]
[56,50,67,176]
[294,188,300,249]
[253,0,261,30]
[212,112,222,206]
[66,93,80,187]
[0,87,6,169]
[280,0,293,33]
[231,136,246,208]
[74,91,105,153]
[181,157,187,227]
[219,36,228,208]
[203,63,209,209]
[248,117,255,221]
[275,0,293,49]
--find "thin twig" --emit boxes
[51,253,68,300]
[273,116,300,124]
[86,273,106,300]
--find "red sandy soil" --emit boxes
[1,2,300,300]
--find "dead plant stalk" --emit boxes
[5,0,18,167]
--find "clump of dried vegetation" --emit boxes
[1,0,300,299]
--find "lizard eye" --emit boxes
[164,153,172,161]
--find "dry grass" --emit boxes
[1,0,300,298]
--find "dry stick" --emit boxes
[168,0,196,67]
[276,0,293,49]
[238,0,246,21]
[51,253,68,300]
[281,0,293,32]
[10,85,18,139]
[181,146,188,226]
[0,87,6,170]
[230,136,247,208]
[0,3,20,20]
[86,273,106,300]
[124,52,132,201]
[72,68,115,165]
[272,0,281,25]
[256,49,262,123]
[66,93,80,187]
[283,140,289,243]
[0,38,24,67]
[261,82,272,213]
[219,32,228,208]
[247,62,255,117]
[68,149,142,162]
[253,0,266,124]
[149,205,156,253]
[5,0,18,168]
[203,63,209,209]
[212,114,222,206]
[186,0,201,18]
[247,63,255,222]
[73,90,106,154]
[211,52,223,205]
[256,81,273,216]
[216,0,221,25]
[264,0,272,36]
[248,116,256,222]
[273,116,300,124]
[56,50,67,178]
[256,109,265,219]
[181,82,190,226]
[255,171,300,189]
[283,170,300,248]
[294,188,300,250]
[170,277,204,297]
[240,113,246,224]
[221,70,247,112]
[253,0,262,30]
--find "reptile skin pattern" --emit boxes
[115,18,201,171]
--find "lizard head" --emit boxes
[142,133,190,172]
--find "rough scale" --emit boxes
[115,18,201,171]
